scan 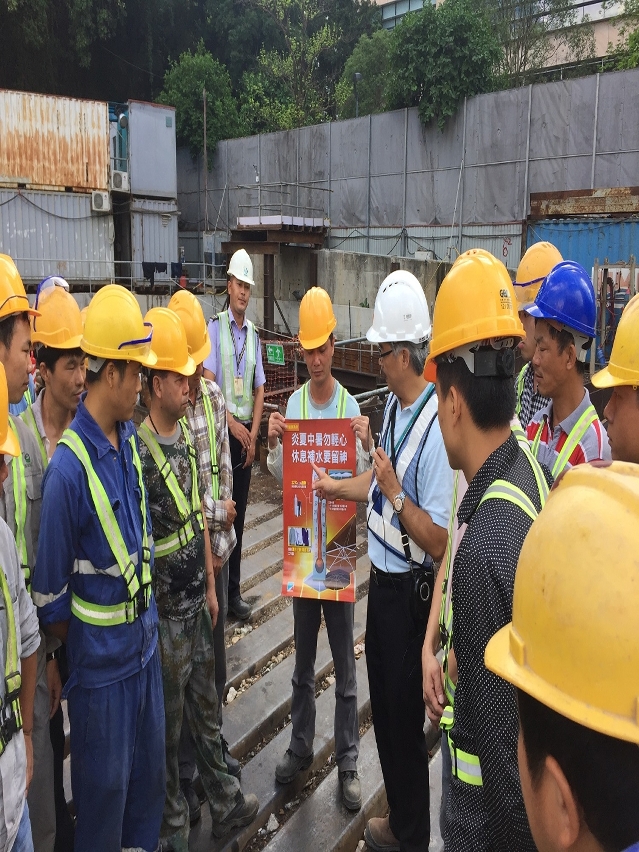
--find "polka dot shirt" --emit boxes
[443,433,552,852]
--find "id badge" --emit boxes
[233,376,244,397]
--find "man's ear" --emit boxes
[540,755,583,851]
[449,385,462,427]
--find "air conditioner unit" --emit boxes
[111,170,130,192]
[91,190,111,213]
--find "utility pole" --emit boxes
[203,87,209,233]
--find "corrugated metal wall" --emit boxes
[0,90,109,191]
[527,218,639,271]
[131,198,178,281]
[0,190,114,284]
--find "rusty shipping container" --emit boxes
[0,90,109,192]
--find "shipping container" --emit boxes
[0,189,114,285]
[131,198,178,282]
[129,101,177,199]
[527,219,639,272]
[0,90,109,192]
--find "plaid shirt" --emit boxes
[185,378,236,563]
[515,362,550,430]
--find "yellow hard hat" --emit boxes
[0,254,40,321]
[81,285,157,368]
[80,305,89,328]
[486,461,639,744]
[144,307,195,377]
[0,363,20,458]
[425,249,524,380]
[514,242,563,310]
[32,283,83,350]
[592,294,639,389]
[298,287,337,350]
[167,290,211,364]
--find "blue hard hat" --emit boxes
[527,261,596,338]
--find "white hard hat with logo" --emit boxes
[228,249,255,287]
[366,270,432,344]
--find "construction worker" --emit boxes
[138,308,257,852]
[0,256,56,852]
[485,462,639,852]
[0,360,40,852]
[423,249,551,851]
[526,260,611,473]
[513,242,562,428]
[313,271,453,852]
[591,293,639,464]
[167,290,241,822]
[203,248,265,622]
[266,287,371,811]
[31,284,166,852]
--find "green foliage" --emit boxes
[335,29,391,119]
[388,0,502,131]
[615,0,639,68]
[157,41,240,162]
[617,27,639,66]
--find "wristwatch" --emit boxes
[393,490,406,515]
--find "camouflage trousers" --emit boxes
[158,607,242,852]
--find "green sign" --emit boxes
[266,343,285,365]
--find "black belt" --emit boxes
[370,563,412,586]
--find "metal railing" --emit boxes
[237,181,330,223]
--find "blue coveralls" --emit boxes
[31,400,166,852]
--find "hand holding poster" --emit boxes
[281,419,357,602]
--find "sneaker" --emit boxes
[210,793,259,839]
[339,769,362,811]
[364,816,400,852]
[228,595,252,621]
[222,735,242,779]
[275,748,313,784]
[180,780,201,826]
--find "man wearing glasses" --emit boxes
[32,285,166,852]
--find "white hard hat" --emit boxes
[366,270,432,344]
[227,249,255,287]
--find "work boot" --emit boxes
[275,748,313,784]
[364,815,400,852]
[228,595,252,621]
[210,793,259,839]
[339,769,362,811]
[222,735,242,779]
[180,780,201,826]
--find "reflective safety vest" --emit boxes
[0,565,23,754]
[218,311,257,421]
[531,403,598,478]
[514,364,527,420]
[59,429,152,626]
[138,420,204,559]
[439,440,549,787]
[7,420,29,588]
[196,377,219,502]
[20,405,48,469]
[300,381,347,419]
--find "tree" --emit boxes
[615,0,639,68]
[335,28,391,119]
[388,0,502,130]
[157,41,240,162]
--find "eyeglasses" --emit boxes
[378,347,394,360]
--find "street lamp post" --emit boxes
[353,72,363,118]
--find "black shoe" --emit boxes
[210,793,259,839]
[339,769,362,811]
[275,748,313,784]
[222,736,242,779]
[228,595,252,621]
[181,780,201,826]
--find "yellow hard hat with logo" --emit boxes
[81,285,157,368]
[32,281,83,350]
[592,293,639,389]
[167,290,211,364]
[0,363,20,458]
[0,254,40,321]
[298,287,337,350]
[486,461,639,744]
[514,242,563,310]
[424,249,524,381]
[144,308,195,377]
